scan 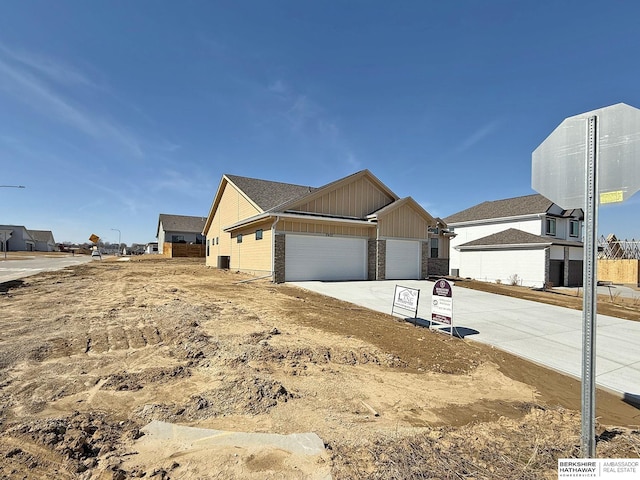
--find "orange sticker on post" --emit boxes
[600,191,624,204]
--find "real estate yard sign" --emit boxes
[392,285,420,322]
[431,279,453,335]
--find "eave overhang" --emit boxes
[223,212,376,232]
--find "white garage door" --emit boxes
[285,235,367,281]
[386,239,421,280]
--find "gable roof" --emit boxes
[368,196,435,225]
[157,214,206,237]
[203,174,318,233]
[445,194,554,225]
[28,230,55,243]
[457,228,583,250]
[276,169,398,213]
[225,174,317,212]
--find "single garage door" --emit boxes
[285,234,367,281]
[386,239,421,280]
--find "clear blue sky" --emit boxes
[1,1,639,245]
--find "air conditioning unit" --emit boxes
[217,256,230,269]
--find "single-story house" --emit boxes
[0,225,36,252]
[28,230,56,252]
[444,193,584,288]
[203,169,449,283]
[156,214,206,255]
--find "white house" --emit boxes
[444,194,584,288]
[0,225,36,252]
[28,230,56,252]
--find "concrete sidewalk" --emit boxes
[291,280,640,400]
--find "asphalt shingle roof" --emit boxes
[445,194,554,224]
[225,174,317,212]
[458,228,583,248]
[28,230,55,242]
[158,214,206,233]
[459,228,550,247]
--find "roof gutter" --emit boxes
[455,242,552,251]
[271,215,279,283]
[224,212,374,232]
[447,213,545,228]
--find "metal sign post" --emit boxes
[533,103,640,458]
[581,116,598,457]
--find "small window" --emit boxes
[216,237,219,245]
[256,229,263,240]
[206,239,210,256]
[237,234,243,244]
[430,237,439,258]
[545,218,556,236]
[569,220,579,237]
[172,235,185,243]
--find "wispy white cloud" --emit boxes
[0,44,144,158]
[147,168,214,200]
[346,152,361,170]
[262,78,362,171]
[87,181,140,214]
[0,43,98,88]
[454,120,501,154]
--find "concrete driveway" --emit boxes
[291,279,640,401]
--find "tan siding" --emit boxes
[290,177,393,217]
[205,183,261,267]
[230,225,273,274]
[378,204,430,240]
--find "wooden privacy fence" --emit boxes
[597,259,640,286]
[163,242,206,258]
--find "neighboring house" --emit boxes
[156,214,206,255]
[203,169,446,283]
[28,230,56,252]
[145,242,159,254]
[0,225,36,252]
[444,194,584,288]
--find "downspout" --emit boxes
[271,216,280,282]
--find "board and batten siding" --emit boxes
[378,203,430,240]
[206,183,261,267]
[289,177,393,218]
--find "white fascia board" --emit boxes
[456,242,551,251]
[224,212,373,232]
[448,213,543,228]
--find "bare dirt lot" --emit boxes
[1,257,639,479]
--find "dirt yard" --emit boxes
[1,257,638,479]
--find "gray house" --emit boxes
[156,214,206,255]
[0,225,36,252]
[28,230,56,252]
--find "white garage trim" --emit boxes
[386,239,421,280]
[285,234,367,282]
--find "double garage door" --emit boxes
[285,234,367,282]
[284,235,422,282]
